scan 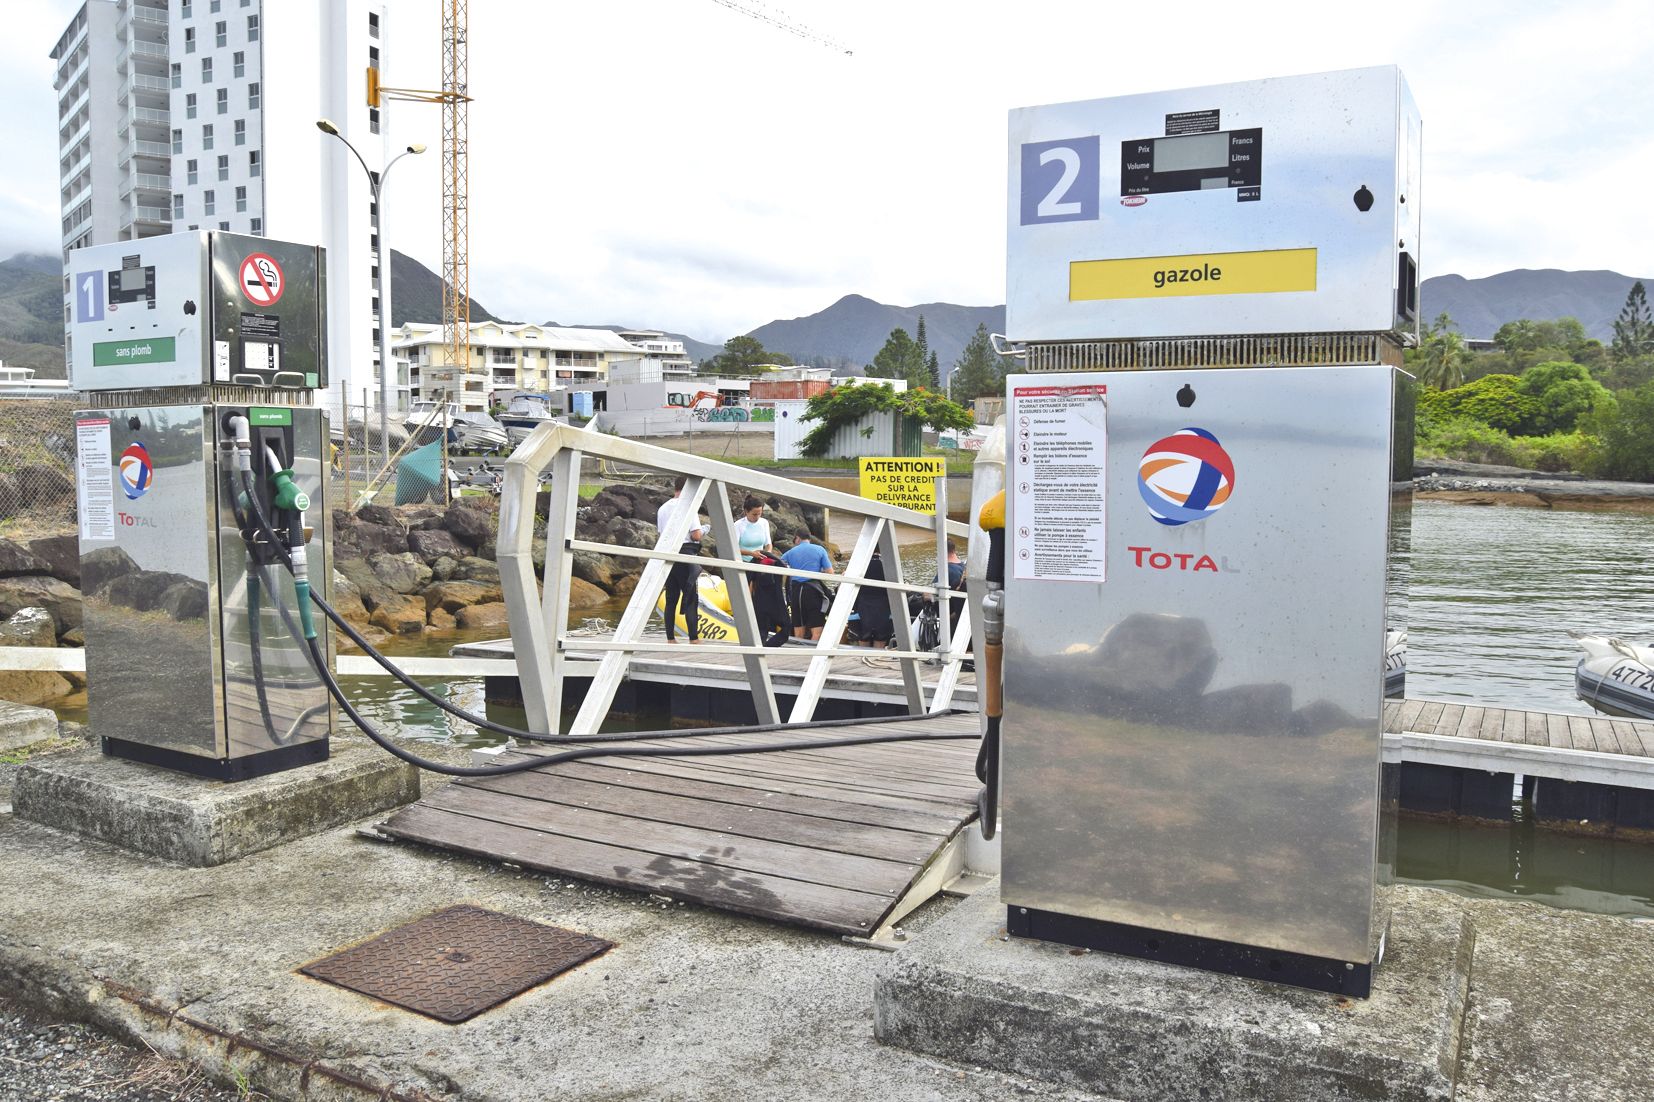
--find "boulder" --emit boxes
[16,464,72,505]
[605,516,660,551]
[0,670,72,706]
[98,570,192,613]
[369,593,427,634]
[454,602,509,630]
[367,551,433,595]
[407,528,466,563]
[430,555,458,581]
[59,627,84,647]
[0,607,57,648]
[567,577,611,609]
[610,573,640,600]
[158,579,209,621]
[571,550,624,591]
[424,579,502,615]
[26,534,80,586]
[0,538,50,578]
[80,546,140,595]
[427,607,457,630]
[328,570,373,629]
[346,521,410,556]
[451,556,500,583]
[0,575,82,634]
[335,558,395,612]
[443,499,495,547]
[356,503,407,531]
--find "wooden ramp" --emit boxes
[376,713,983,938]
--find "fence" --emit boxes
[0,395,84,534]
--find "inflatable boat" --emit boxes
[1573,633,1654,720]
[1384,630,1406,699]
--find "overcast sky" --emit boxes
[6,0,1651,342]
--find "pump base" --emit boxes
[102,735,328,782]
[1007,905,1375,997]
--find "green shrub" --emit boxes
[1423,374,1542,435]
[1515,361,1615,434]
[1507,432,1597,473]
[1581,382,1654,482]
[1416,415,1520,466]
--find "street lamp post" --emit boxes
[317,118,424,468]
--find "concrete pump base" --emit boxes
[12,743,419,866]
[875,882,1474,1102]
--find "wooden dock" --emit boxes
[376,713,985,938]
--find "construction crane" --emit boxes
[369,0,472,399]
[706,0,853,54]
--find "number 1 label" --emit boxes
[1020,137,1100,225]
[75,271,105,323]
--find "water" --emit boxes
[1407,500,1654,715]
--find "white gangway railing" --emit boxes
[498,424,972,736]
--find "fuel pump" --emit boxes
[995,66,1418,996]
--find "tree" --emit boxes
[925,351,940,390]
[1515,360,1615,434]
[1410,313,1472,390]
[914,316,930,375]
[705,335,792,376]
[1612,281,1654,363]
[796,383,974,458]
[1423,373,1541,434]
[949,323,1007,404]
[1490,316,1606,373]
[866,327,927,386]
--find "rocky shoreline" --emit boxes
[1413,459,1654,512]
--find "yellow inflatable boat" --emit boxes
[655,573,738,641]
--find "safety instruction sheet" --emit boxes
[1009,383,1108,582]
[75,416,114,542]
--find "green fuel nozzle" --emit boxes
[269,467,311,514]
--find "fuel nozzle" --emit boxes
[975,488,1006,839]
[268,464,311,514]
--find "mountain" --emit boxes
[0,253,67,377]
[389,250,497,328]
[1419,269,1648,341]
[746,295,1005,377]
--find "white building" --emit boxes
[391,321,652,411]
[615,329,694,377]
[50,0,414,421]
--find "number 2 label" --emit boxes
[1020,136,1100,226]
[75,271,105,323]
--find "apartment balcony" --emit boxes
[120,203,171,233]
[123,137,172,162]
[116,39,168,70]
[58,84,90,123]
[127,104,169,135]
[60,151,91,188]
[118,172,171,200]
[127,73,169,95]
[129,6,169,28]
[62,211,93,246]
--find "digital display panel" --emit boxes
[114,269,145,293]
[1153,132,1230,173]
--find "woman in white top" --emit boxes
[731,496,774,562]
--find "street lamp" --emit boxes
[316,117,425,467]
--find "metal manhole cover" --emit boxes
[299,905,613,1023]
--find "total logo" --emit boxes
[118,441,153,500]
[1137,427,1234,527]
[116,511,156,529]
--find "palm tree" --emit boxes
[1414,312,1471,390]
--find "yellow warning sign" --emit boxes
[858,457,945,514]
[1069,247,1317,301]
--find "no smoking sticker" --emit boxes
[239,253,285,307]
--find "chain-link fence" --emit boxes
[0,395,84,537]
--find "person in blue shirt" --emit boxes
[782,529,833,641]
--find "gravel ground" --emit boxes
[0,996,261,1102]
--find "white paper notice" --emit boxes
[76,417,115,542]
[1010,384,1108,582]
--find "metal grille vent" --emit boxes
[1024,332,1405,373]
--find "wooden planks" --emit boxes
[377,714,982,936]
[1383,696,1654,760]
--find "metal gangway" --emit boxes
[496,425,976,736]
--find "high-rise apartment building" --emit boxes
[51,0,412,420]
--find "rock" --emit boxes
[335,558,395,612]
[369,593,427,634]
[79,546,139,594]
[0,670,72,706]
[0,538,50,578]
[451,556,500,583]
[25,534,80,586]
[346,521,410,556]
[454,602,509,630]
[367,551,432,595]
[328,570,373,629]
[427,607,457,630]
[0,575,82,634]
[567,577,611,609]
[0,472,20,519]
[477,538,497,562]
[15,464,72,505]
[443,499,496,547]
[610,573,640,600]
[407,528,466,563]
[572,550,624,590]
[0,607,57,648]
[424,579,503,615]
[59,627,84,647]
[356,503,407,530]
[158,579,209,621]
[605,517,660,551]
[98,570,191,613]
[430,555,458,581]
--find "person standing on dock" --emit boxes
[732,497,775,562]
[657,477,705,644]
[784,529,834,641]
